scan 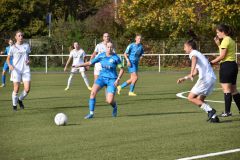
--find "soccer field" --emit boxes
[0,72,240,160]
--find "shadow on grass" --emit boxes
[66,123,81,126]
[123,111,200,117]
[219,119,240,123]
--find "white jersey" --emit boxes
[189,50,216,80]
[94,42,116,56]
[8,43,31,73]
[69,49,86,66]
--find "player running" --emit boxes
[73,42,124,119]
[177,38,219,123]
[64,42,91,91]
[1,39,13,87]
[7,31,31,111]
[117,34,144,96]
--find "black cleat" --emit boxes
[18,100,24,109]
[207,109,216,121]
[13,106,17,111]
[210,116,220,123]
[220,112,232,117]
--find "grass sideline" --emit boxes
[0,72,240,160]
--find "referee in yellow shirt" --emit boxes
[211,24,240,117]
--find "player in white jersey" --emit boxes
[177,39,219,123]
[7,31,31,111]
[90,33,113,81]
[64,42,91,91]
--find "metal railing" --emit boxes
[1,53,240,73]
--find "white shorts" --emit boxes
[10,69,31,82]
[94,62,102,76]
[191,77,216,96]
[71,67,85,73]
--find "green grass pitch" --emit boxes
[0,72,240,160]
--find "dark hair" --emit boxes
[185,29,198,50]
[216,24,234,37]
[185,39,197,50]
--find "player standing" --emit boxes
[1,39,13,87]
[64,42,91,91]
[90,33,114,81]
[73,42,124,119]
[117,34,144,96]
[210,24,240,117]
[7,31,31,111]
[177,38,219,123]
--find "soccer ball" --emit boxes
[54,113,68,126]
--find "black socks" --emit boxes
[224,93,232,113]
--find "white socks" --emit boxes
[67,73,74,88]
[19,90,28,101]
[12,92,18,106]
[81,72,90,88]
[200,103,212,113]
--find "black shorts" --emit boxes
[219,61,238,85]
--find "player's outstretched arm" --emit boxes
[73,61,91,68]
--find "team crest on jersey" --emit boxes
[109,59,114,63]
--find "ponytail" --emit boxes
[186,29,198,50]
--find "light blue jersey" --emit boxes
[2,46,13,71]
[91,52,122,79]
[125,43,144,63]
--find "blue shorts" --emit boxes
[2,62,9,72]
[95,77,117,94]
[128,61,139,73]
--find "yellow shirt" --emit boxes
[219,36,236,63]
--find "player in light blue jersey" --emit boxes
[117,34,144,96]
[73,42,124,119]
[1,39,13,87]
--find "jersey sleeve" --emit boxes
[8,46,13,56]
[82,50,86,58]
[4,47,9,55]
[90,54,101,65]
[189,51,197,60]
[125,44,132,55]
[94,44,100,53]
[220,37,229,49]
[69,51,73,58]
[26,44,31,54]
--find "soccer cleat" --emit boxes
[128,92,137,96]
[87,87,92,91]
[210,116,220,123]
[64,87,69,91]
[112,107,118,117]
[84,113,94,119]
[207,109,216,121]
[220,112,232,117]
[117,86,121,95]
[0,84,5,87]
[13,106,17,111]
[18,100,24,109]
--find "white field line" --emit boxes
[176,88,237,104]
[177,148,240,160]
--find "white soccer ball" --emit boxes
[54,113,68,126]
